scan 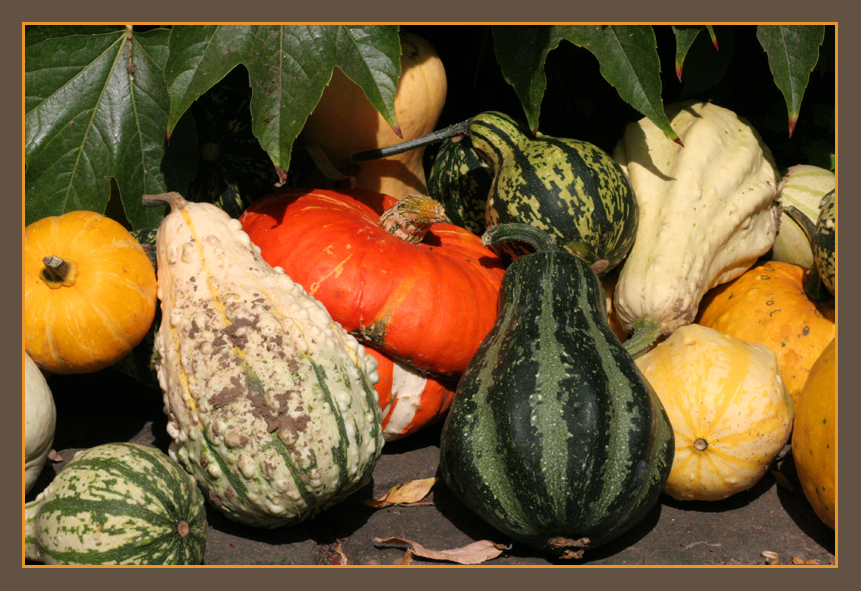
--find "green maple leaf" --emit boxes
[25,25,196,228]
[164,25,403,186]
[492,24,678,143]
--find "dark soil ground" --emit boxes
[26,368,835,567]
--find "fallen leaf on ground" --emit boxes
[792,557,822,565]
[48,449,63,462]
[375,536,506,565]
[762,551,780,565]
[365,477,437,508]
[333,542,349,565]
[770,470,795,492]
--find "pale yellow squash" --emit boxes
[635,324,794,501]
[300,31,447,198]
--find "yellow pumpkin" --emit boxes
[24,211,158,374]
[696,261,835,408]
[635,324,794,501]
[792,338,836,529]
[300,30,447,198]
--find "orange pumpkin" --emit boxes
[24,211,158,374]
[792,338,836,529]
[366,347,456,441]
[240,189,505,379]
[696,261,835,407]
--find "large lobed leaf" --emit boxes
[492,24,678,143]
[164,25,403,186]
[25,24,403,230]
[24,26,196,228]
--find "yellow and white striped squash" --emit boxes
[634,324,794,501]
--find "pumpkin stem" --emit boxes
[40,255,78,288]
[352,117,473,162]
[622,317,663,359]
[142,192,188,211]
[379,194,448,244]
[482,222,560,253]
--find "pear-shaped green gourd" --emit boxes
[354,112,638,273]
[439,222,673,559]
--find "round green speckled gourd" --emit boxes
[468,112,638,271]
[812,190,836,295]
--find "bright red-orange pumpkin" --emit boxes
[365,346,457,441]
[240,188,506,379]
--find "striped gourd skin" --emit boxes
[152,196,384,528]
[24,443,206,565]
[428,137,494,235]
[469,112,637,271]
[812,190,835,294]
[439,251,674,556]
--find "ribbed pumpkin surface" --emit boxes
[240,188,505,378]
[635,324,794,502]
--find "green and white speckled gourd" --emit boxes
[612,101,783,353]
[143,191,384,528]
[25,443,207,565]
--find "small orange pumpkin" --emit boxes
[696,261,835,407]
[792,338,836,529]
[24,211,158,374]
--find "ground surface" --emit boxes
[26,368,835,567]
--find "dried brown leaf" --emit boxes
[399,549,414,565]
[375,536,506,565]
[48,449,63,462]
[792,557,822,565]
[762,551,780,565]
[333,542,349,565]
[365,477,437,508]
[771,469,795,492]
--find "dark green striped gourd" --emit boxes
[468,112,637,271]
[428,137,494,235]
[24,443,207,565]
[812,190,835,295]
[439,223,674,560]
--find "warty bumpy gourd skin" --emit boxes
[146,192,384,528]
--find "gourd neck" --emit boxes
[379,194,448,244]
[482,222,559,253]
[40,256,78,289]
[143,191,188,212]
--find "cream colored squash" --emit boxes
[612,101,783,343]
[770,164,835,269]
[635,324,794,501]
[301,31,447,198]
[25,352,56,493]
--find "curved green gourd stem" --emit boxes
[481,222,560,253]
[621,317,663,359]
[352,117,474,162]
[784,204,830,303]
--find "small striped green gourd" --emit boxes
[428,137,494,235]
[439,223,674,559]
[24,443,206,565]
[812,190,835,295]
[354,112,638,273]
[143,192,384,528]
